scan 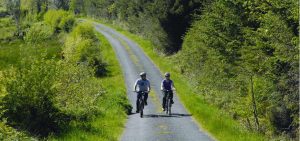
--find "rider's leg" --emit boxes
[170,91,174,104]
[162,91,167,110]
[144,92,148,105]
[136,92,141,112]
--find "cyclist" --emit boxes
[161,72,175,111]
[133,72,151,113]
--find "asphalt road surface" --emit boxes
[94,22,214,141]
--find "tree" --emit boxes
[5,0,21,36]
[53,0,70,10]
[70,0,84,15]
[178,0,298,137]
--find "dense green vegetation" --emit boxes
[0,1,130,140]
[0,0,298,140]
[177,0,299,139]
[84,0,299,140]
[70,0,211,54]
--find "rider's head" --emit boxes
[140,72,146,80]
[165,72,170,80]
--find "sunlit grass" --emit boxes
[0,38,62,70]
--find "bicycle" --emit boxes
[163,90,173,115]
[136,91,147,118]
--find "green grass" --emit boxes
[0,20,130,140]
[89,18,267,141]
[0,38,62,70]
[49,31,130,141]
[0,122,37,141]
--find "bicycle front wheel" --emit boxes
[140,100,144,118]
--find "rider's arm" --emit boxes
[133,80,138,92]
[148,80,151,92]
[160,80,164,90]
[171,80,175,90]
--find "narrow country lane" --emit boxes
[94,22,214,141]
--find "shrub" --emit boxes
[54,61,103,120]
[24,22,52,43]
[0,18,16,40]
[0,55,104,136]
[71,22,97,40]
[44,10,75,33]
[58,14,75,32]
[0,121,36,141]
[64,23,107,77]
[0,59,66,137]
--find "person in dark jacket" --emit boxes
[161,72,175,111]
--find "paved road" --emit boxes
[94,22,213,141]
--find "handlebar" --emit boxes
[133,90,150,93]
[161,89,174,92]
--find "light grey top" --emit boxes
[134,78,151,92]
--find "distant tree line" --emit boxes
[68,0,212,54]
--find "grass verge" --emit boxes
[49,31,130,141]
[89,18,267,141]
[0,38,62,70]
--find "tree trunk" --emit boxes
[250,75,260,130]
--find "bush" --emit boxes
[0,55,104,136]
[44,10,75,33]
[71,22,97,40]
[24,22,52,43]
[58,15,75,32]
[0,59,66,136]
[0,18,16,40]
[0,121,36,141]
[54,62,103,120]
[64,23,107,77]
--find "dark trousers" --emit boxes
[162,90,173,108]
[136,92,148,111]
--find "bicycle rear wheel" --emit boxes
[168,98,172,115]
[165,96,169,114]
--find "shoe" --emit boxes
[171,100,174,104]
[145,101,148,105]
[136,110,139,113]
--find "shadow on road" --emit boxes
[128,112,139,115]
[142,113,192,118]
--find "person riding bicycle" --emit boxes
[161,72,175,111]
[133,72,151,113]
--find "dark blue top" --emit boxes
[162,79,173,90]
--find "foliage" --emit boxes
[0,121,36,141]
[5,0,21,36]
[0,58,66,136]
[44,10,75,33]
[24,22,52,43]
[81,0,210,54]
[0,17,16,40]
[54,61,103,120]
[64,22,107,77]
[51,32,131,141]
[0,54,104,137]
[53,0,70,10]
[176,0,298,138]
